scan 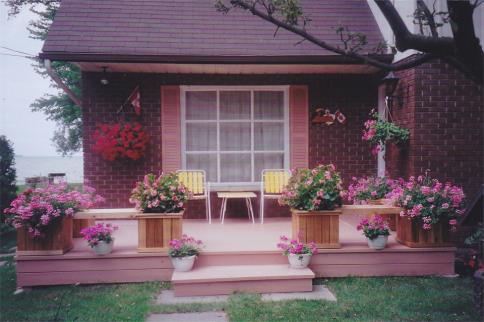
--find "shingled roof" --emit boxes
[41,0,385,63]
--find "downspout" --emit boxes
[44,59,82,107]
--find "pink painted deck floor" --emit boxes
[69,215,398,254]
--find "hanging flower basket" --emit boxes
[362,109,409,155]
[92,122,149,161]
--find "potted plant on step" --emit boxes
[357,216,390,250]
[81,223,118,255]
[130,173,189,252]
[4,183,104,255]
[168,235,204,272]
[347,176,401,230]
[391,172,466,247]
[277,235,317,269]
[279,164,343,248]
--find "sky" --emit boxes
[0,3,59,156]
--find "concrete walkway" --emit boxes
[147,312,227,322]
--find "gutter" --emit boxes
[44,59,82,107]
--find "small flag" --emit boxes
[128,86,141,115]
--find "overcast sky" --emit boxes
[0,3,60,156]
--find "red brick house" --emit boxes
[39,0,483,218]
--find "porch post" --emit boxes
[161,86,182,173]
[377,84,386,177]
[289,85,309,169]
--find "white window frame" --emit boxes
[180,85,290,190]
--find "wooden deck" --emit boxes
[16,215,456,288]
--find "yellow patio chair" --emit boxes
[177,170,212,224]
[260,169,290,224]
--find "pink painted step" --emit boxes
[172,265,315,297]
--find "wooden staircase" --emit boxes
[171,253,315,297]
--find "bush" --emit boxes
[0,136,16,234]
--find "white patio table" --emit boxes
[217,192,257,224]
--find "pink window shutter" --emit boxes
[289,85,309,169]
[161,86,182,173]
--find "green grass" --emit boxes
[0,257,161,322]
[0,254,479,322]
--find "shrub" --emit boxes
[279,164,343,211]
[168,235,204,258]
[0,136,17,234]
[129,173,189,212]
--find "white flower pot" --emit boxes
[367,235,388,250]
[288,253,312,269]
[93,240,113,255]
[171,255,196,272]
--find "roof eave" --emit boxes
[38,52,394,65]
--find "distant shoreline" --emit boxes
[14,155,83,184]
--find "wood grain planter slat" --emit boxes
[137,211,183,252]
[73,218,95,238]
[17,217,74,256]
[396,216,453,247]
[291,209,341,249]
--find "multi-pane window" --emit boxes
[182,87,288,185]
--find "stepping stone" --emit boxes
[146,312,227,322]
[262,284,337,302]
[156,290,229,304]
[0,261,5,267]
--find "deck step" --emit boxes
[172,264,315,297]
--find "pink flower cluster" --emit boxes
[129,173,189,212]
[168,234,204,258]
[346,176,398,204]
[389,174,465,230]
[80,223,118,248]
[4,183,104,238]
[277,235,318,255]
[357,216,390,240]
[279,164,343,211]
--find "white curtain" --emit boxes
[185,90,285,183]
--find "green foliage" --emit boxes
[6,0,82,156]
[279,164,343,211]
[0,136,17,234]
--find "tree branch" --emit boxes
[416,0,438,37]
[375,0,455,53]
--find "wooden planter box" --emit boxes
[137,211,183,252]
[73,218,95,238]
[291,209,341,249]
[396,216,453,247]
[17,217,74,256]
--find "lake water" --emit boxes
[14,156,83,184]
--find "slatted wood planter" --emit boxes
[73,218,95,238]
[291,209,341,249]
[396,216,453,247]
[17,217,74,256]
[137,211,183,252]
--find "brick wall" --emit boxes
[82,73,379,217]
[387,57,483,199]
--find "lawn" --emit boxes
[0,253,479,322]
